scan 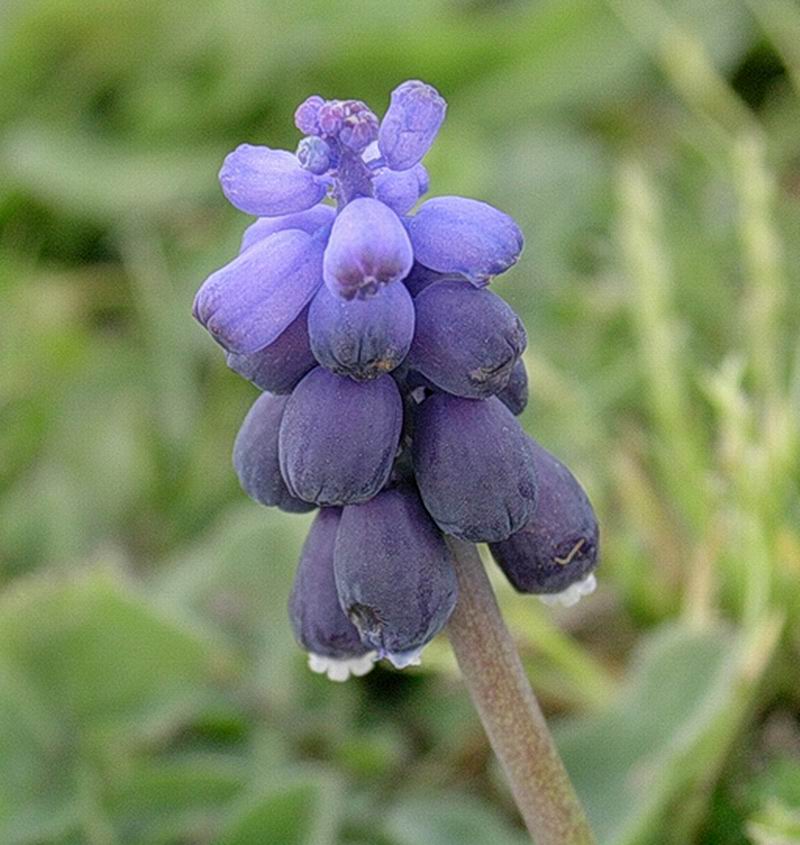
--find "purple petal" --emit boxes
[497,359,529,416]
[406,280,527,399]
[373,163,428,214]
[233,393,315,513]
[239,205,334,254]
[193,229,323,354]
[378,80,446,171]
[219,144,327,216]
[489,438,598,594]
[407,196,524,285]
[413,394,538,543]
[226,304,316,393]
[323,198,413,299]
[334,485,457,661]
[279,368,403,506]
[308,282,415,381]
[289,508,371,659]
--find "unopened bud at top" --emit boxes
[297,136,332,175]
[378,80,446,171]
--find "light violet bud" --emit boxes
[239,205,334,253]
[378,80,446,171]
[232,393,315,514]
[294,95,325,136]
[323,197,413,299]
[219,144,327,217]
[407,196,524,285]
[373,164,428,214]
[296,136,332,175]
[193,229,323,354]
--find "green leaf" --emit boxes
[0,567,230,734]
[214,769,342,845]
[104,754,247,845]
[555,622,781,845]
[156,503,313,705]
[384,794,528,845]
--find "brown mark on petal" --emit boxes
[554,539,586,566]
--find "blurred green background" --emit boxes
[1,0,799,842]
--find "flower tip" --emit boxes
[384,646,425,670]
[307,651,377,682]
[538,573,597,608]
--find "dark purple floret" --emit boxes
[308,281,415,381]
[489,439,598,597]
[413,394,538,543]
[233,393,315,514]
[289,507,374,673]
[334,485,458,666]
[402,262,458,298]
[226,304,316,394]
[407,280,527,399]
[279,367,403,506]
[497,358,529,416]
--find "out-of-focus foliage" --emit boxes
[1,0,799,842]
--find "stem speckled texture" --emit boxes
[446,538,596,845]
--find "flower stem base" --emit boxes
[445,538,596,845]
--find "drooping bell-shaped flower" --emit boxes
[407,196,524,285]
[279,367,403,506]
[406,280,527,399]
[413,394,538,543]
[226,304,316,394]
[308,281,415,381]
[323,197,413,299]
[335,485,457,667]
[489,438,598,604]
[233,392,315,513]
[289,507,376,681]
[219,144,327,217]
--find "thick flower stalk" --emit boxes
[194,80,598,843]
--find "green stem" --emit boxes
[445,539,596,845]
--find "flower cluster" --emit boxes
[194,81,599,681]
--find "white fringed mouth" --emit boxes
[307,651,377,682]
[538,573,597,608]
[384,646,424,669]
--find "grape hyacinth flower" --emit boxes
[193,79,599,684]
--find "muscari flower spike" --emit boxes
[193,80,599,681]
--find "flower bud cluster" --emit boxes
[194,81,599,682]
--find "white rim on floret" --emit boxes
[384,646,425,669]
[538,573,597,608]
[307,651,377,682]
